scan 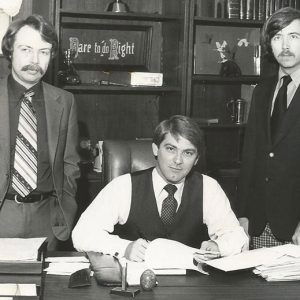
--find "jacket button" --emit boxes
[269,152,274,157]
[265,177,269,182]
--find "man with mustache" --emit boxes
[238,7,300,248]
[0,14,80,250]
[72,115,247,261]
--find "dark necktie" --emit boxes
[161,184,178,226]
[271,75,292,141]
[12,90,37,197]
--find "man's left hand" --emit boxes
[199,240,220,260]
[292,222,300,245]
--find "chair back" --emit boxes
[102,140,156,185]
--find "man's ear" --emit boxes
[194,155,199,166]
[152,143,158,157]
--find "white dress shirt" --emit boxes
[271,68,300,114]
[72,169,248,257]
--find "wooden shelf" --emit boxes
[198,123,246,129]
[193,16,264,27]
[62,84,181,94]
[60,9,180,22]
[192,74,259,84]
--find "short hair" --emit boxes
[261,7,300,60]
[153,115,205,156]
[1,14,58,63]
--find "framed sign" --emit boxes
[61,24,152,71]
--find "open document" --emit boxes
[126,238,214,285]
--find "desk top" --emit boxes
[42,269,300,300]
[2,252,300,300]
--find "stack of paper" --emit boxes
[203,243,300,282]
[0,237,47,261]
[253,244,300,281]
[44,256,90,275]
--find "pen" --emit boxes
[135,226,149,242]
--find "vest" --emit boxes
[114,168,208,248]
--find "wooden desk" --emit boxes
[42,268,300,300]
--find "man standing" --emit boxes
[238,7,300,248]
[72,115,247,261]
[0,14,80,249]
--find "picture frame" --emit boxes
[61,23,153,71]
[0,13,12,56]
[194,25,261,76]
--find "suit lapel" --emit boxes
[272,84,300,147]
[43,82,63,167]
[0,78,11,177]
[258,77,277,145]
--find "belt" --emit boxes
[5,192,54,203]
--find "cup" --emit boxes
[226,98,246,124]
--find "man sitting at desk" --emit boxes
[72,115,248,261]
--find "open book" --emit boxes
[126,238,213,285]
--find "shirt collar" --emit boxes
[8,74,43,101]
[152,167,185,199]
[278,68,300,89]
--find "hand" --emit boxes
[200,240,220,260]
[292,222,300,245]
[124,238,149,262]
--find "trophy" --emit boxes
[58,38,81,85]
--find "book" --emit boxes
[246,0,254,19]
[0,238,47,275]
[239,0,247,19]
[227,0,240,19]
[258,0,266,20]
[265,0,271,19]
[253,0,259,19]
[274,0,280,11]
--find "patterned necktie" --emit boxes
[12,90,37,197]
[161,184,178,226]
[271,75,292,141]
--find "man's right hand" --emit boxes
[124,238,149,262]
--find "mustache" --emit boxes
[278,51,294,57]
[21,64,44,74]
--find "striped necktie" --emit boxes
[12,90,37,197]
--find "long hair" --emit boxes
[1,14,58,63]
[261,7,300,61]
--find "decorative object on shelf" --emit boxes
[216,40,242,77]
[106,0,129,13]
[226,98,246,124]
[57,49,81,85]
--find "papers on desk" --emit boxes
[204,243,300,282]
[0,284,37,296]
[125,238,208,285]
[253,244,300,281]
[44,256,90,275]
[0,237,46,261]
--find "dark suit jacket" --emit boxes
[0,76,80,241]
[237,75,300,241]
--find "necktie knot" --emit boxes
[164,184,177,196]
[23,90,35,100]
[281,75,292,88]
